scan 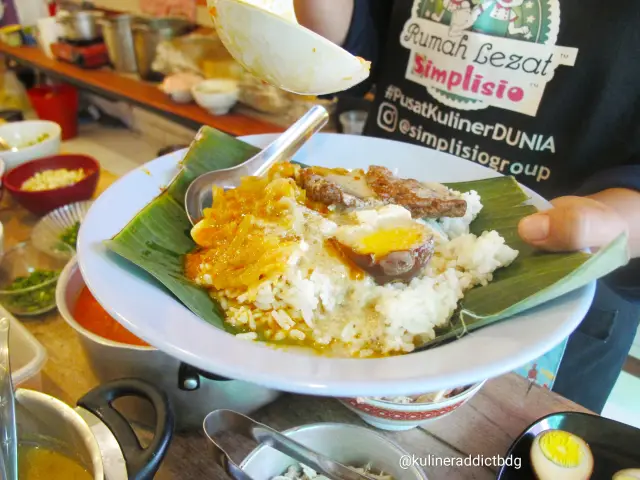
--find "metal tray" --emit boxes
[497,411,640,479]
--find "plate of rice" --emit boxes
[76,133,606,396]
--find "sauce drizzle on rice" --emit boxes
[185,162,519,358]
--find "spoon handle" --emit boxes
[247,105,329,177]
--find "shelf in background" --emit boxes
[0,43,283,136]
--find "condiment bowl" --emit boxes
[31,201,93,254]
[192,79,240,115]
[3,154,100,216]
[160,73,203,104]
[339,381,486,431]
[240,422,427,479]
[0,120,61,171]
[0,240,73,316]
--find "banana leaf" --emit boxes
[106,126,630,347]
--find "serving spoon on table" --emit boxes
[185,104,329,225]
[203,409,377,480]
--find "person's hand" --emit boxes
[518,196,629,252]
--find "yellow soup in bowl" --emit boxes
[19,444,91,480]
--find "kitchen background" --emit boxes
[0,0,638,429]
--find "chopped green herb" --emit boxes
[2,269,59,313]
[59,221,81,249]
[21,132,51,149]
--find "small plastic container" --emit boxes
[339,110,368,135]
[1,304,48,390]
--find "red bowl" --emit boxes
[3,154,100,216]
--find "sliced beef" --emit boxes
[364,166,467,218]
[298,168,379,209]
[298,165,467,219]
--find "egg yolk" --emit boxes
[356,225,425,256]
[538,431,584,467]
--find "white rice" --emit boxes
[198,187,518,357]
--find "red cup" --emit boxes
[27,85,79,140]
[4,154,100,216]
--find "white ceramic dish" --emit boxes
[167,90,193,104]
[192,79,240,115]
[208,0,371,96]
[339,381,486,431]
[0,120,62,171]
[240,423,427,479]
[31,200,93,254]
[76,133,595,397]
[56,257,281,431]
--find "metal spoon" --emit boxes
[0,317,17,480]
[185,105,329,225]
[203,410,376,480]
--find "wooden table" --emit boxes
[0,168,590,479]
[0,43,283,137]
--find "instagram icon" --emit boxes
[377,102,399,133]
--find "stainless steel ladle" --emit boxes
[203,409,376,480]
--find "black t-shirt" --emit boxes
[342,0,640,302]
[344,0,640,201]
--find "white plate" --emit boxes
[76,134,594,396]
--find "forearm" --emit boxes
[588,188,640,258]
[293,0,354,45]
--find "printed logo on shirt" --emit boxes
[399,0,579,116]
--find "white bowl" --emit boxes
[191,79,240,115]
[76,134,595,397]
[0,120,62,171]
[167,90,194,104]
[240,423,428,479]
[339,381,486,431]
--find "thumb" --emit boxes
[518,196,627,252]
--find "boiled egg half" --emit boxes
[530,430,593,480]
[613,469,640,480]
[332,205,435,284]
